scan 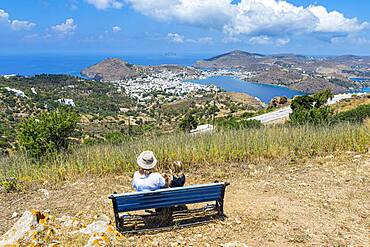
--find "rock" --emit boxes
[222,242,249,247]
[76,220,109,235]
[74,215,124,246]
[0,211,38,245]
[267,96,288,109]
[11,212,18,219]
[97,214,110,223]
[38,188,50,199]
[57,215,77,228]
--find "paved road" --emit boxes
[248,93,368,124]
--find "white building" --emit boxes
[57,98,76,107]
[190,124,214,135]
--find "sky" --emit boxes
[1,0,370,56]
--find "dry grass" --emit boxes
[332,95,370,113]
[0,123,369,185]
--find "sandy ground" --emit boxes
[1,153,369,246]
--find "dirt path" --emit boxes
[1,154,369,246]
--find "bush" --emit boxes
[290,90,334,125]
[17,107,80,158]
[179,114,198,132]
[216,117,262,129]
[104,131,128,144]
[335,104,370,123]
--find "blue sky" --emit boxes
[1,0,370,56]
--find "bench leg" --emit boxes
[216,200,225,218]
[111,198,122,231]
[217,184,227,219]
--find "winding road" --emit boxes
[248,93,368,124]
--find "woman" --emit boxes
[133,150,186,192]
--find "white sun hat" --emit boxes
[137,150,158,170]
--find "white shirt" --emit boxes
[132,171,166,192]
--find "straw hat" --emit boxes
[137,151,157,170]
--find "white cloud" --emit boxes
[276,38,290,46]
[127,0,233,29]
[308,5,369,33]
[0,9,10,22]
[52,18,77,36]
[198,37,213,44]
[167,33,184,43]
[126,0,368,39]
[249,35,290,46]
[249,35,272,45]
[0,9,36,31]
[331,35,370,45]
[11,20,36,31]
[86,0,123,10]
[222,36,241,44]
[112,26,121,32]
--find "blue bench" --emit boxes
[109,182,229,232]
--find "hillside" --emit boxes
[81,58,140,81]
[0,74,264,154]
[194,50,265,69]
[1,124,369,246]
[81,58,200,82]
[194,50,370,93]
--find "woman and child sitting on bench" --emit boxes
[132,151,187,224]
[133,150,186,192]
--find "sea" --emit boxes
[188,76,304,103]
[0,54,368,103]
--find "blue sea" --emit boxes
[0,53,204,76]
[188,76,304,103]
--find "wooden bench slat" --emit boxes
[115,188,222,205]
[117,192,222,211]
[110,182,225,198]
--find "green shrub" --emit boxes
[216,117,262,129]
[290,90,334,125]
[335,104,370,123]
[179,114,198,132]
[17,107,80,158]
[104,131,128,144]
[0,178,21,192]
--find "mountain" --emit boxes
[81,58,140,81]
[194,50,370,69]
[193,50,265,68]
[193,50,370,93]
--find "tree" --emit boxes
[179,114,198,132]
[290,90,334,125]
[17,107,80,158]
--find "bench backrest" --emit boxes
[109,182,227,212]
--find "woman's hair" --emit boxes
[140,168,152,176]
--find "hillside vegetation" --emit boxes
[1,123,368,186]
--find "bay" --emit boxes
[187,76,304,103]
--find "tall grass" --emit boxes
[0,123,369,184]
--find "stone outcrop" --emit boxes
[268,96,289,109]
[0,210,123,246]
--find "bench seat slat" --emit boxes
[115,188,222,204]
[117,192,222,211]
[110,183,225,198]
[118,194,222,211]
